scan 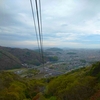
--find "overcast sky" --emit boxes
[0,0,100,49]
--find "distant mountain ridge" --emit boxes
[45,47,63,52]
[0,46,61,70]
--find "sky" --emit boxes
[0,0,100,49]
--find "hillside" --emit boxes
[46,62,100,100]
[0,46,60,70]
[0,48,22,70]
[0,62,100,100]
[0,46,60,67]
[0,46,45,66]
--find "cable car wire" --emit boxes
[30,0,41,56]
[35,0,44,65]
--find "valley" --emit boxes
[2,47,100,79]
[1,46,100,100]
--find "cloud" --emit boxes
[0,0,100,48]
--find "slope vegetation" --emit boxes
[46,62,100,100]
[0,61,100,100]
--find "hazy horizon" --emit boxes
[1,45,100,50]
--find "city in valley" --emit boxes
[13,48,100,78]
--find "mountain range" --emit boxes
[0,46,59,70]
